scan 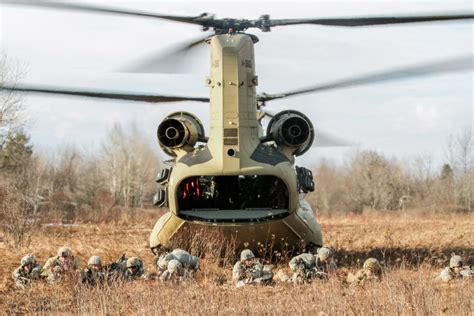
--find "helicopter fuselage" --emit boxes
[150,33,322,253]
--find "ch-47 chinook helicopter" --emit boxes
[1,1,473,254]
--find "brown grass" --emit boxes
[0,211,473,314]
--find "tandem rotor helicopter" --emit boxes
[1,1,473,254]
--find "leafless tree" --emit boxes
[346,150,408,211]
[0,54,25,145]
[101,122,160,208]
[451,129,473,211]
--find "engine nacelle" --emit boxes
[266,110,314,156]
[157,111,205,156]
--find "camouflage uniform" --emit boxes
[80,256,105,287]
[436,254,473,282]
[232,249,273,288]
[159,259,185,281]
[41,247,79,282]
[286,247,336,284]
[157,249,199,281]
[288,253,318,284]
[347,258,382,286]
[315,247,338,274]
[106,254,128,282]
[12,254,42,289]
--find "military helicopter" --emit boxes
[1,1,473,254]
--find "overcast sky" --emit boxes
[0,0,472,169]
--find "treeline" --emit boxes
[307,131,473,214]
[2,124,471,221]
[0,124,162,236]
[0,121,472,247]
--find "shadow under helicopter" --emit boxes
[164,225,473,267]
[335,247,474,268]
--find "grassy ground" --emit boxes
[0,212,473,314]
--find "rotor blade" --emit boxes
[269,13,474,28]
[259,55,474,102]
[120,35,210,74]
[259,109,352,147]
[0,84,209,103]
[314,130,354,147]
[2,0,206,25]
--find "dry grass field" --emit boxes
[0,211,473,314]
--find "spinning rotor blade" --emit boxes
[259,55,474,102]
[259,110,353,147]
[121,35,210,74]
[268,13,474,28]
[0,84,209,103]
[1,0,207,25]
[4,2,471,32]
[313,131,354,147]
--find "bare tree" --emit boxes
[309,160,352,214]
[0,54,25,145]
[343,150,409,211]
[454,129,473,211]
[101,123,161,208]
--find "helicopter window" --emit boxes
[177,175,289,211]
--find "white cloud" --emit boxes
[415,103,439,130]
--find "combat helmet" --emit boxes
[241,249,255,261]
[21,254,35,267]
[127,257,143,268]
[449,254,464,268]
[88,255,102,267]
[363,258,382,273]
[317,247,334,261]
[57,246,72,258]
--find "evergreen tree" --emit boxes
[440,163,454,180]
[0,130,33,173]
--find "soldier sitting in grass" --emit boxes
[41,246,79,282]
[436,254,473,282]
[80,255,106,287]
[232,249,273,288]
[347,258,382,285]
[314,247,338,275]
[12,254,42,289]
[281,246,337,284]
[156,248,199,281]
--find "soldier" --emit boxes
[156,248,199,281]
[315,247,338,274]
[124,256,145,280]
[159,259,184,281]
[12,254,42,289]
[41,246,79,282]
[436,254,473,282]
[80,255,105,287]
[106,253,128,282]
[284,246,336,284]
[347,258,382,285]
[232,249,273,288]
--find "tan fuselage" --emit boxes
[150,33,322,252]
